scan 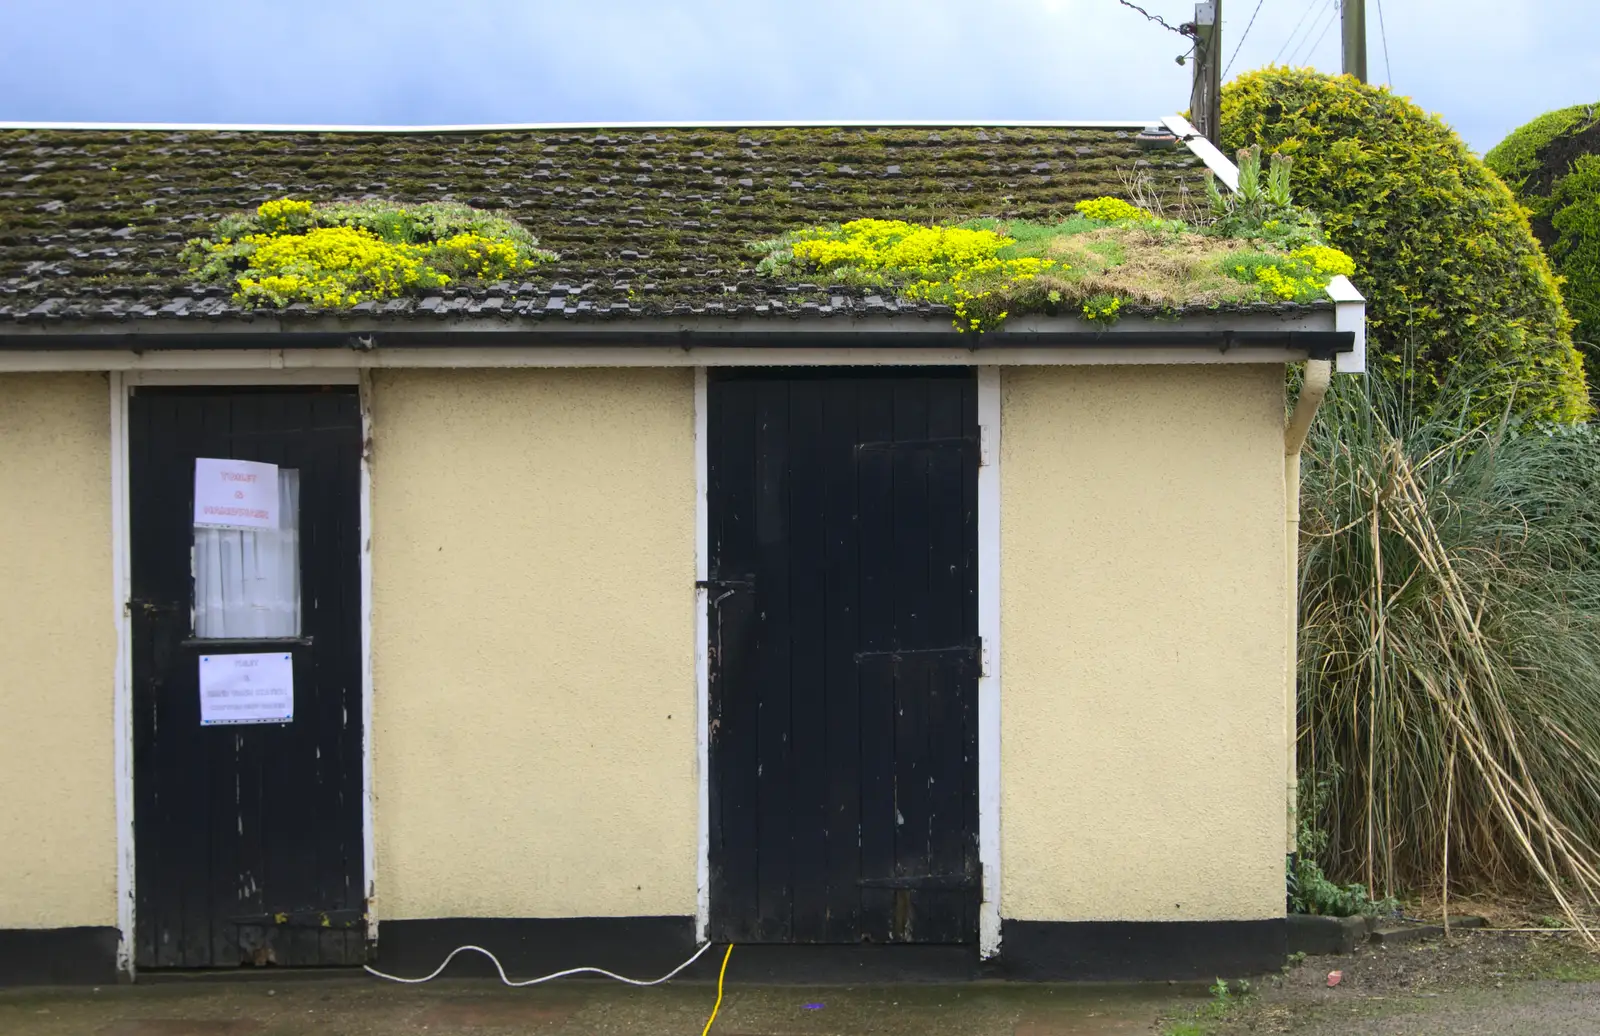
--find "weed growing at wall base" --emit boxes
[182,199,557,308]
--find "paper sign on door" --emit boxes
[199,652,294,725]
[194,457,279,530]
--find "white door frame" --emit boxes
[692,365,1003,957]
[110,368,371,979]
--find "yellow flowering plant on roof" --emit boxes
[754,218,1060,332]
[750,152,1354,331]
[182,198,557,309]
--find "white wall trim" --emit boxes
[108,368,370,973]
[358,371,377,937]
[976,367,1003,958]
[0,345,1323,374]
[110,371,135,979]
[1163,114,1241,192]
[693,367,711,943]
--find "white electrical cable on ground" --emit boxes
[363,940,715,987]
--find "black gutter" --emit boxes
[0,329,1355,359]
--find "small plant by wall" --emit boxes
[749,149,1352,333]
[182,198,557,308]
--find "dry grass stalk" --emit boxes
[1299,376,1600,941]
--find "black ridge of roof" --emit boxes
[0,124,1217,328]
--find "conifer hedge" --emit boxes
[1222,69,1589,422]
[1487,103,1600,401]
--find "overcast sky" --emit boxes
[0,0,1591,154]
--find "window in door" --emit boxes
[192,468,301,638]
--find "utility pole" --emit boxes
[1187,0,1221,145]
[1341,0,1367,82]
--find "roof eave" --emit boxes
[0,307,1352,360]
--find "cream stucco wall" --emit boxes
[370,368,698,920]
[999,364,1287,922]
[0,374,116,929]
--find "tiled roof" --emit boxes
[0,123,1218,329]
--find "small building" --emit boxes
[0,119,1364,985]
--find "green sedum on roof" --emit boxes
[0,123,1312,328]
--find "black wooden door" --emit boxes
[130,387,365,968]
[707,369,980,945]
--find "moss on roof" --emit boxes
[0,125,1227,325]
[0,124,1344,328]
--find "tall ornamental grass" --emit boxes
[1298,373,1600,931]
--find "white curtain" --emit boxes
[194,469,300,638]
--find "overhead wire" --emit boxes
[1289,0,1336,67]
[1375,0,1393,83]
[1273,0,1320,64]
[1223,0,1269,79]
[1301,0,1339,66]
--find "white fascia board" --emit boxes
[0,119,1163,133]
[1326,275,1367,374]
[1163,114,1239,191]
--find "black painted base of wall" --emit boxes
[375,916,1287,984]
[0,927,120,986]
[999,919,1288,981]
[0,917,1285,986]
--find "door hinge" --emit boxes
[695,576,755,593]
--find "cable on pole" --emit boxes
[1114,0,1195,36]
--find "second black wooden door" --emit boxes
[130,387,365,968]
[707,369,980,945]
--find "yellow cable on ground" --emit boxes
[700,944,734,1036]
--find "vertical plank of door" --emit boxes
[308,392,349,962]
[786,380,830,942]
[172,393,216,967]
[128,394,162,968]
[328,391,366,961]
[709,379,761,941]
[889,380,933,941]
[854,379,897,943]
[752,380,794,943]
[924,378,970,943]
[820,379,863,943]
[150,390,186,968]
[960,376,982,939]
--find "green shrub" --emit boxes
[1222,69,1589,422]
[1487,105,1600,395]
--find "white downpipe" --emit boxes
[1282,358,1332,852]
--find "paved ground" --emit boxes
[1177,930,1600,1036]
[4,932,1599,1035]
[0,978,1190,1036]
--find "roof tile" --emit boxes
[0,124,1213,328]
